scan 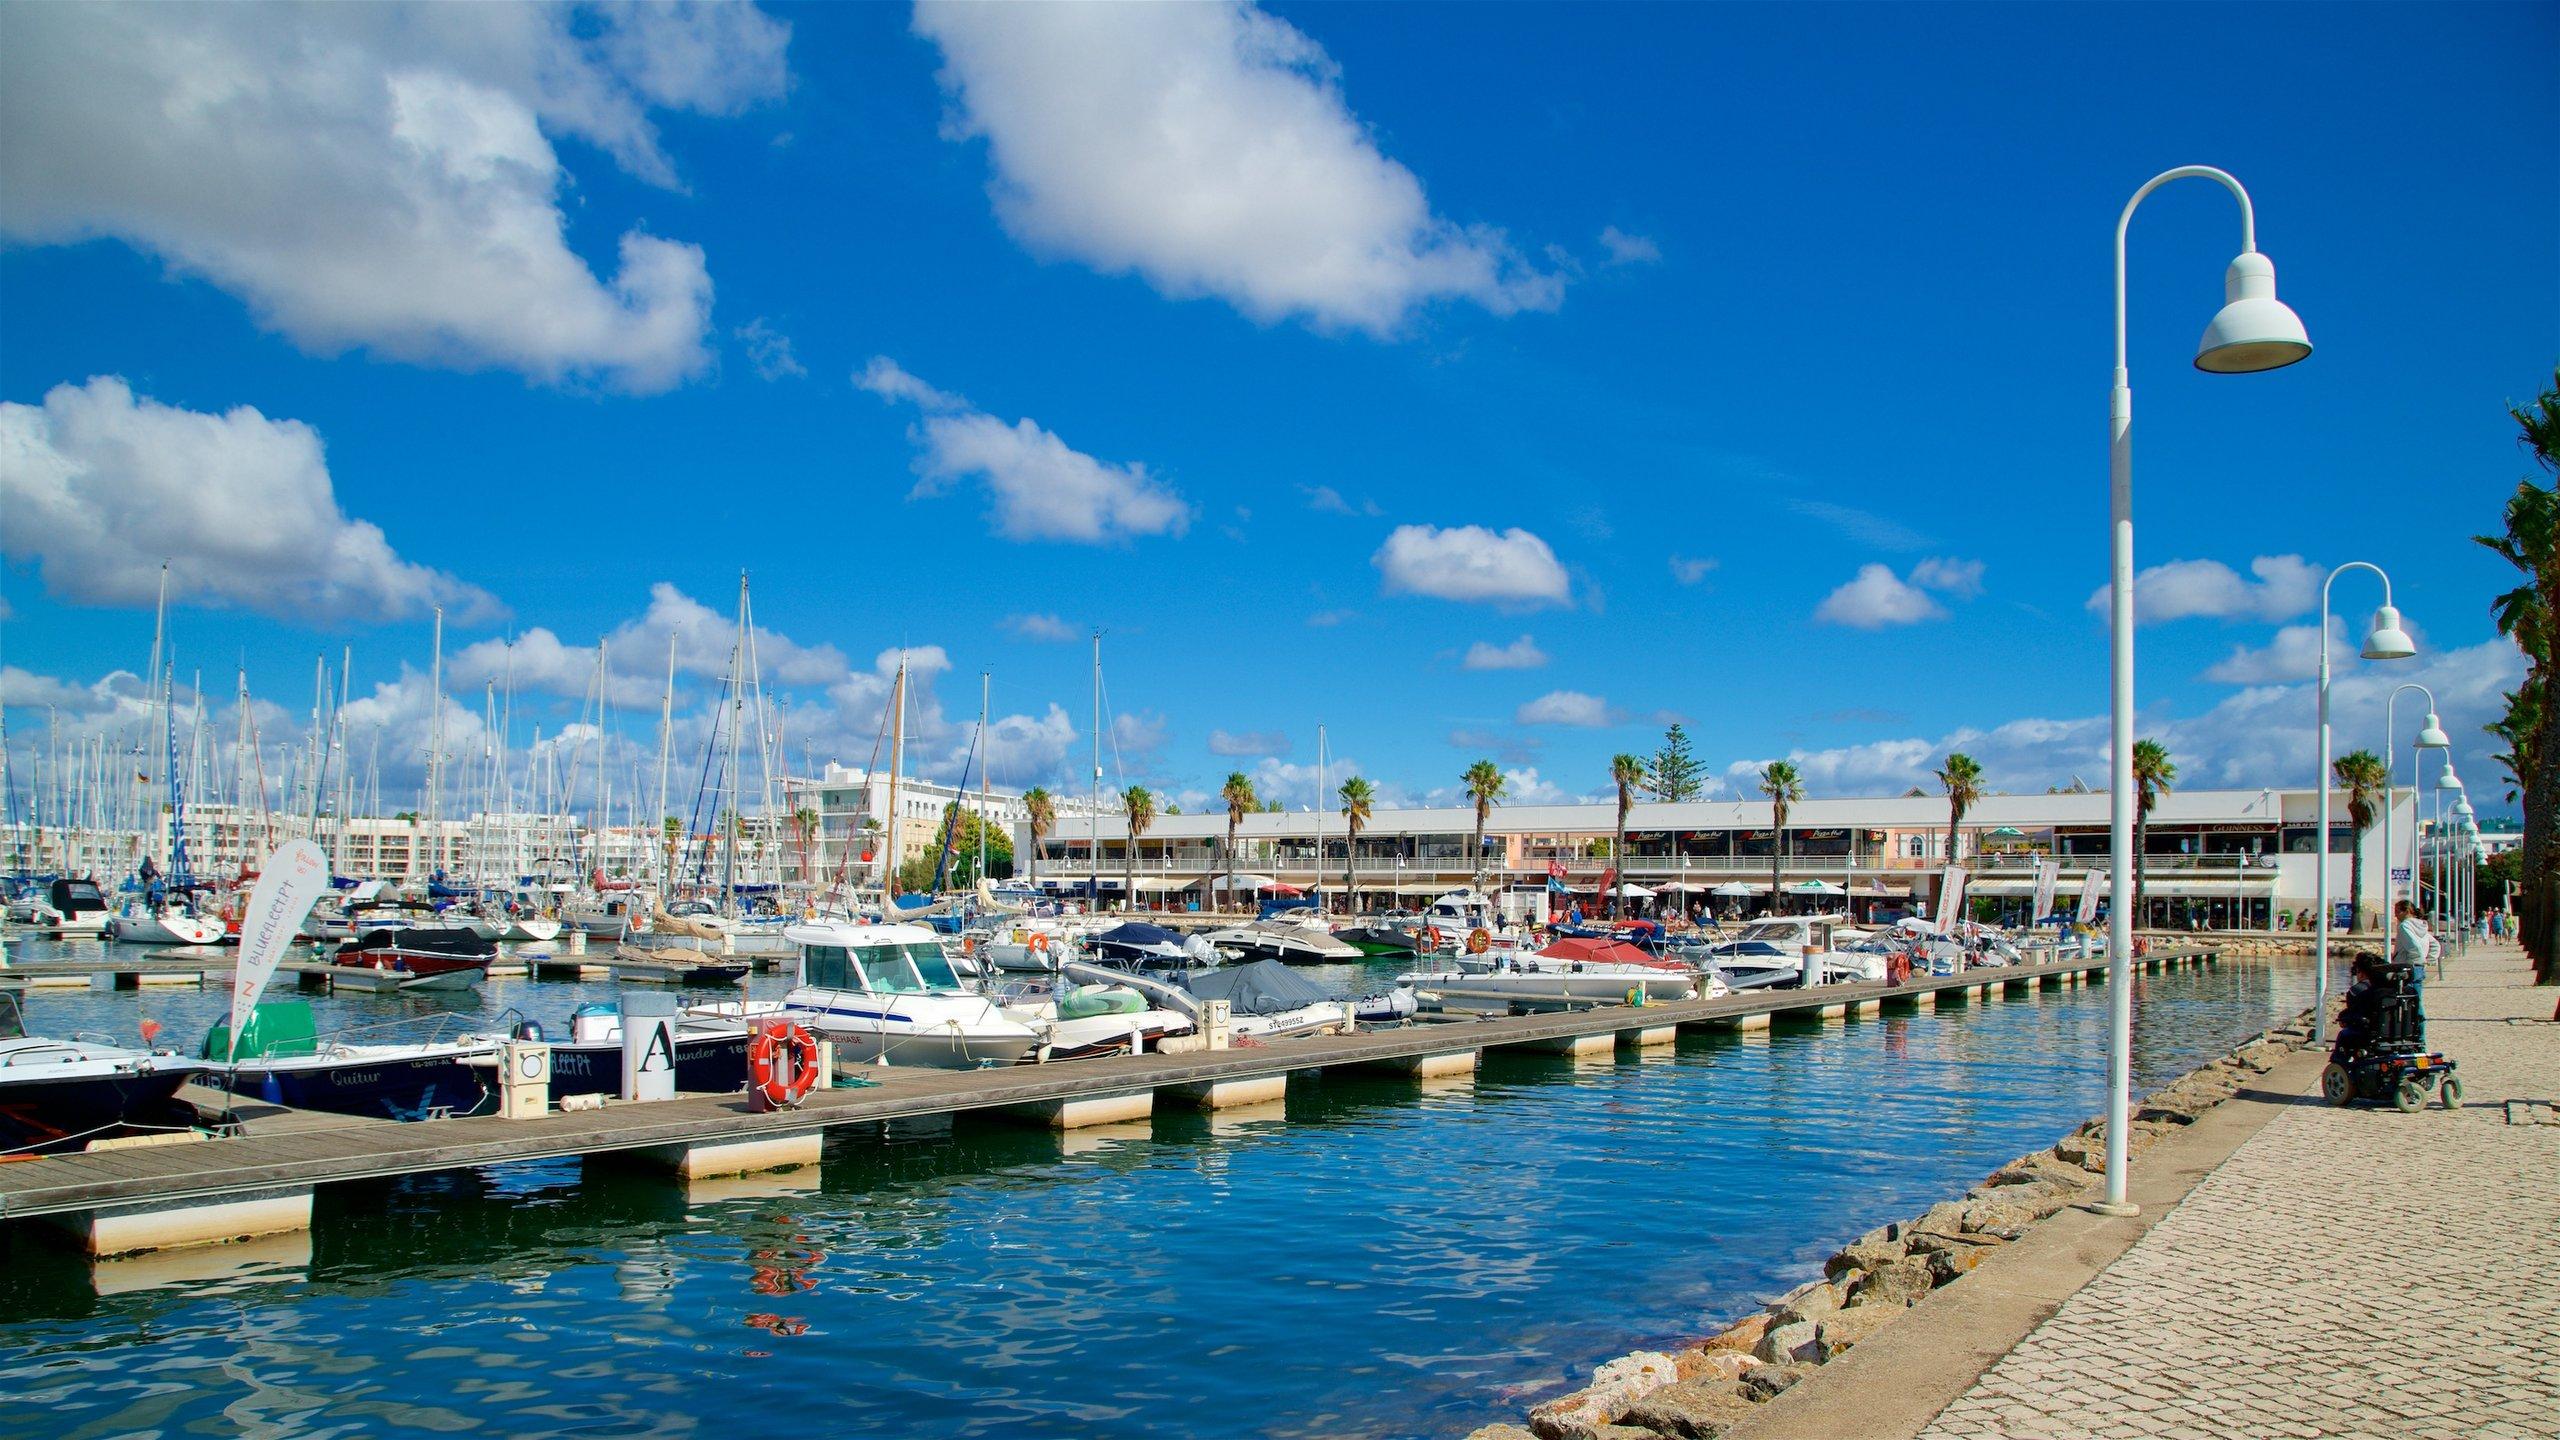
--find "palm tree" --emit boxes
[2474,366,2560,985]
[1221,771,1257,914]
[1760,762,1803,924]
[1461,760,1507,887]
[2131,739,2176,927]
[791,806,820,888]
[1338,776,1375,914]
[1933,752,1982,865]
[1119,784,1155,913]
[2332,749,2388,932]
[1609,753,1646,917]
[1021,786,1054,887]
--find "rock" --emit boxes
[1674,1349,1756,1384]
[1753,1320,1819,1366]
[1618,1380,1760,1439]
[1904,1229,1997,1258]
[1529,1351,1681,1440]
[1848,1255,1935,1309]
[1957,1199,2034,1240]
[1701,1313,1767,1354]
[1739,1363,1808,1401]
[1927,1244,1990,1284]
[1815,1304,1901,1360]
[1824,1238,1906,1280]
[2051,1135,2098,1167]
[1988,1150,2097,1195]
[1467,1428,1540,1440]
[1995,1180,2086,1221]
[1904,1201,1969,1239]
[1766,1277,1842,1330]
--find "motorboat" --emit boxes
[1333,918,1422,956]
[1084,921,1220,970]
[334,923,497,991]
[606,942,752,986]
[1701,917,1883,989]
[1172,959,1353,1039]
[711,920,1189,1069]
[1402,938,1708,1009]
[201,1002,499,1121]
[106,900,225,947]
[528,1005,751,1100]
[11,877,112,936]
[976,916,1110,972]
[563,893,647,938]
[1200,917,1363,965]
[0,994,206,1154]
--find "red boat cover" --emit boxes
[1536,937,1683,969]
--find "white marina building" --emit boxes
[1023,784,2424,933]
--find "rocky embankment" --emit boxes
[1469,1011,2316,1440]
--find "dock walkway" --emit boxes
[2,946,2215,1255]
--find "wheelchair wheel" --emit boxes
[2392,1080,2424,1113]
[2320,1063,2354,1106]
[2439,1076,2463,1111]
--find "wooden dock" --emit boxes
[0,946,2220,1256]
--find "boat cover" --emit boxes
[1095,922,1185,949]
[1177,959,1335,1016]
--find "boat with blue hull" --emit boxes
[0,995,205,1154]
[536,1006,751,1100]
[200,1002,499,1122]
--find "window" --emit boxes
[799,941,959,992]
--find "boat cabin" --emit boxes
[47,878,108,920]
[787,923,968,994]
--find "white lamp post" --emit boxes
[2102,166,2311,1216]
[2313,563,2418,1041]
[2384,684,2451,916]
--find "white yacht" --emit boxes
[1401,948,1710,1008]
[106,901,224,946]
[1703,916,1885,989]
[1200,914,1363,965]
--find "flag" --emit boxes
[227,840,331,1061]
[1546,858,1568,893]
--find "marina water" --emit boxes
[0,948,2316,1439]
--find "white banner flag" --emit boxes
[2031,858,2060,920]
[1937,865,1970,935]
[227,840,332,1059]
[2075,868,2104,924]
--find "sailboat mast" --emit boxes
[883,657,907,898]
[1089,631,1101,910]
[720,576,746,908]
[977,670,989,887]
[655,629,676,894]
[422,605,444,882]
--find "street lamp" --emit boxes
[2384,684,2450,917]
[2313,563,2419,1042]
[2102,166,2311,1217]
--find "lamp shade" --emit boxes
[2453,799,2476,822]
[2195,252,2313,374]
[2438,763,2461,789]
[2415,712,2451,749]
[2361,605,2417,660]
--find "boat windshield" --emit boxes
[1732,921,1799,944]
[803,941,963,993]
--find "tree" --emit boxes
[1021,787,1055,887]
[1338,776,1375,914]
[1759,762,1803,947]
[2132,739,2176,926]
[928,802,1014,888]
[1462,760,1507,886]
[1120,784,1156,912]
[2333,749,2388,932]
[1934,752,1982,864]
[1647,724,1704,801]
[791,806,820,887]
[2475,366,2560,985]
[1609,753,1647,917]
[1221,771,1257,914]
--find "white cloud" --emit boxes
[1373,524,1571,607]
[1910,556,1986,599]
[860,357,1191,544]
[1302,484,1380,517]
[1669,555,1719,585]
[912,0,1562,337]
[1464,635,1549,671]
[1001,612,1080,643]
[1814,563,1945,629]
[2200,617,2351,686]
[1516,690,1618,728]
[0,377,495,622]
[1209,729,1292,757]
[2087,554,2324,625]
[1791,499,1928,552]
[1598,226,1661,265]
[1111,710,1168,756]
[735,319,806,380]
[0,4,787,391]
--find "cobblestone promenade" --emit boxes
[1921,944,2559,1440]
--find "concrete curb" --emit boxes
[1717,1043,2330,1440]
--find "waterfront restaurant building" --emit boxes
[1022,785,2421,933]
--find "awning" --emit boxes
[1657,881,1713,893]
[1788,880,1847,896]
[1713,882,1765,896]
[1395,880,1459,895]
[1208,874,1276,891]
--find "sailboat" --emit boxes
[108,574,222,946]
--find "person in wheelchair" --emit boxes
[2330,953,2395,1061]
[2323,949,2461,1111]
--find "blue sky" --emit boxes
[3,1,2553,821]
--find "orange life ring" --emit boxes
[1029,931,1053,955]
[1467,928,1492,955]
[748,1020,820,1111]
[1424,925,1445,951]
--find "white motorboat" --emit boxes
[1200,917,1363,965]
[1701,917,1883,989]
[11,878,112,936]
[1084,921,1220,970]
[1401,950,1708,1008]
[106,902,224,946]
[0,995,206,1154]
[1172,959,1354,1039]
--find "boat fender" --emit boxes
[748,1020,821,1112]
[1626,986,1644,1007]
